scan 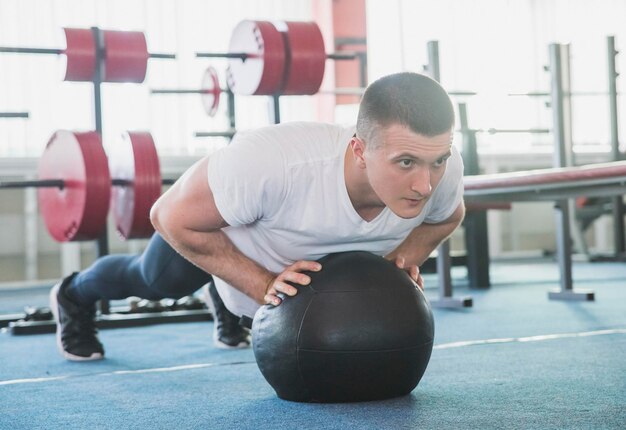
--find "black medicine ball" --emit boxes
[252,251,435,403]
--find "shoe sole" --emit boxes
[50,283,104,362]
[203,284,251,350]
[212,327,251,350]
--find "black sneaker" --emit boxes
[50,273,104,361]
[203,282,251,349]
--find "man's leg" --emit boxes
[50,233,249,361]
[203,282,251,349]
[50,272,105,361]
[68,233,211,304]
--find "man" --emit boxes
[51,72,465,361]
[50,233,249,361]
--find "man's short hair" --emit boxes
[356,72,455,148]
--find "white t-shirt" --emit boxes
[207,121,464,317]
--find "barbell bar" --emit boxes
[194,131,237,138]
[459,128,551,135]
[508,91,623,97]
[0,177,166,189]
[0,112,29,118]
[197,51,360,61]
[151,67,377,117]
[0,27,175,83]
[317,87,477,97]
[153,64,476,109]
[0,179,65,189]
[0,47,62,54]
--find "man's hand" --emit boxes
[390,256,424,290]
[264,260,322,306]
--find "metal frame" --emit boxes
[430,40,625,306]
[423,40,473,308]
[463,167,626,301]
[607,36,625,255]
[8,309,212,335]
[549,43,593,300]
[463,158,626,301]
[459,103,491,290]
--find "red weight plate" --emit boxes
[227,20,286,95]
[201,66,221,117]
[133,132,162,238]
[79,131,111,240]
[110,132,145,239]
[109,132,161,239]
[278,21,326,95]
[102,30,149,83]
[62,28,96,82]
[38,131,111,242]
[132,132,159,238]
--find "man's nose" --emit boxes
[410,167,432,197]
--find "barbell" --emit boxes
[196,20,363,96]
[151,63,349,118]
[0,130,173,242]
[151,67,223,117]
[151,67,476,118]
[0,27,175,83]
[317,88,477,97]
[461,128,551,135]
[149,65,370,118]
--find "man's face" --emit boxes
[362,123,453,219]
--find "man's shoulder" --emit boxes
[241,121,350,140]
[231,121,353,160]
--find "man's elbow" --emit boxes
[150,195,170,237]
[444,202,465,229]
[455,202,466,225]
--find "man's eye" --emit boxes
[433,156,449,167]
[399,159,413,167]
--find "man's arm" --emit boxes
[385,202,465,279]
[150,156,318,305]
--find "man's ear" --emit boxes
[350,137,367,168]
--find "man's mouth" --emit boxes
[404,197,425,206]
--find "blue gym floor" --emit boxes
[1,259,625,429]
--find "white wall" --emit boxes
[366,0,626,153]
[0,0,316,158]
